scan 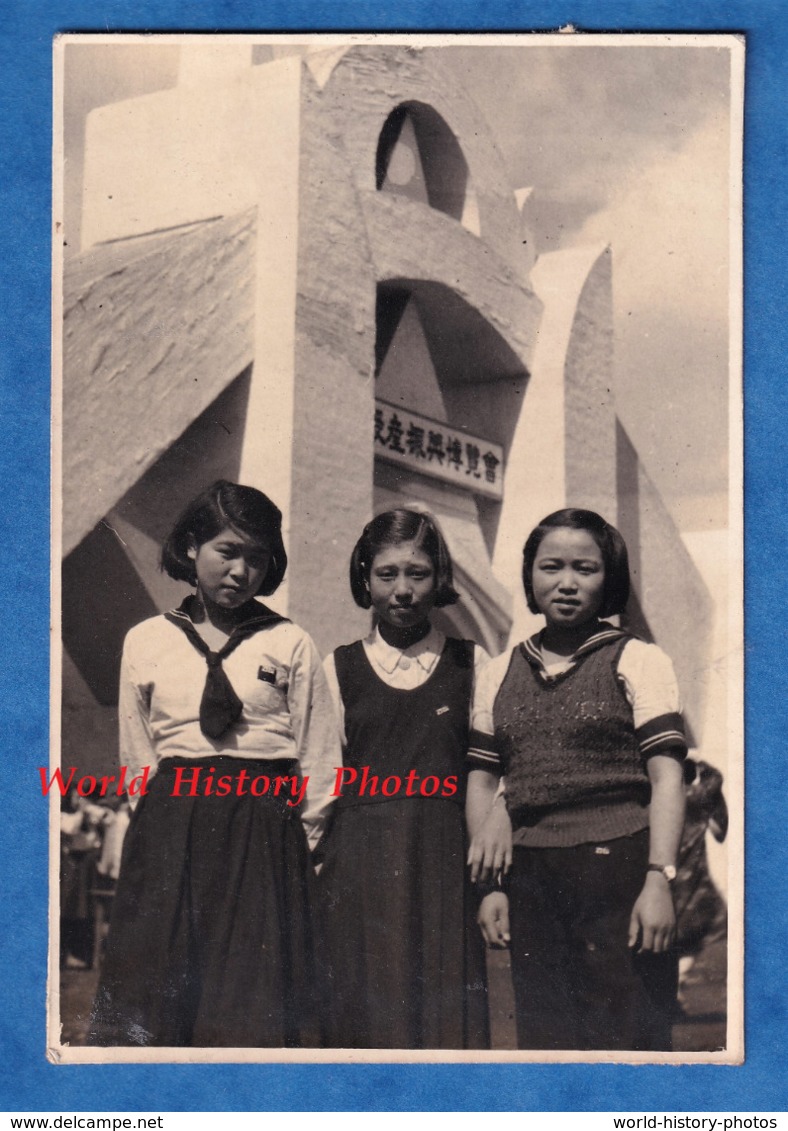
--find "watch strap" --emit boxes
[647,863,677,882]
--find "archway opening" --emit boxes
[376,102,473,226]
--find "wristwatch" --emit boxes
[647,863,677,883]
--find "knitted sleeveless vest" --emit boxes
[495,634,651,844]
[334,637,475,808]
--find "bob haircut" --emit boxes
[349,508,459,610]
[522,508,630,618]
[160,480,287,597]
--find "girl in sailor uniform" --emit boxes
[89,481,339,1047]
[467,508,687,1051]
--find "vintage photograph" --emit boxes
[51,32,743,1064]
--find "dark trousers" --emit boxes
[508,831,678,1051]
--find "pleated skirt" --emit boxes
[89,757,321,1048]
[318,797,490,1049]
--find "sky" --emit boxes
[448,43,734,534]
[61,37,736,533]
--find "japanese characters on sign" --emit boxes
[374,399,504,501]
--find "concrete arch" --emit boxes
[492,243,616,642]
[362,193,541,384]
[376,278,529,460]
[376,100,478,232]
[318,46,535,276]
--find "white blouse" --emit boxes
[323,624,489,748]
[118,610,341,848]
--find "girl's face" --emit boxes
[187,526,271,610]
[531,527,606,630]
[368,541,437,631]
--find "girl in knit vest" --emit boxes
[319,508,490,1049]
[466,508,686,1051]
[89,481,339,1046]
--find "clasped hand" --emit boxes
[466,797,512,884]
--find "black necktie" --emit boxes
[165,601,286,740]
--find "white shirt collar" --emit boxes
[366,624,446,675]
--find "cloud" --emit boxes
[445,42,735,531]
[573,109,731,326]
[570,111,733,531]
[447,43,733,273]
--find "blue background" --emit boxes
[1,0,785,1113]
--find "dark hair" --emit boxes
[160,480,287,596]
[349,508,459,609]
[522,508,630,618]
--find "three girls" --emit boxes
[91,486,684,1051]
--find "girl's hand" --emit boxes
[467,797,513,883]
[477,892,510,949]
[628,873,676,953]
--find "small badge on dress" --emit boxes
[436,705,450,716]
[257,665,277,684]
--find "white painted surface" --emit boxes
[494,245,610,645]
[82,57,302,249]
[682,528,736,899]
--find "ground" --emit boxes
[58,929,727,1053]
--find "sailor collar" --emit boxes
[165,594,286,637]
[520,621,628,680]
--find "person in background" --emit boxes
[674,758,728,1005]
[60,788,105,969]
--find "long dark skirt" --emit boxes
[318,798,489,1049]
[89,757,321,1047]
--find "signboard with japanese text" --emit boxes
[374,399,504,500]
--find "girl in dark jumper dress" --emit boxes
[319,509,490,1049]
[467,509,686,1051]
